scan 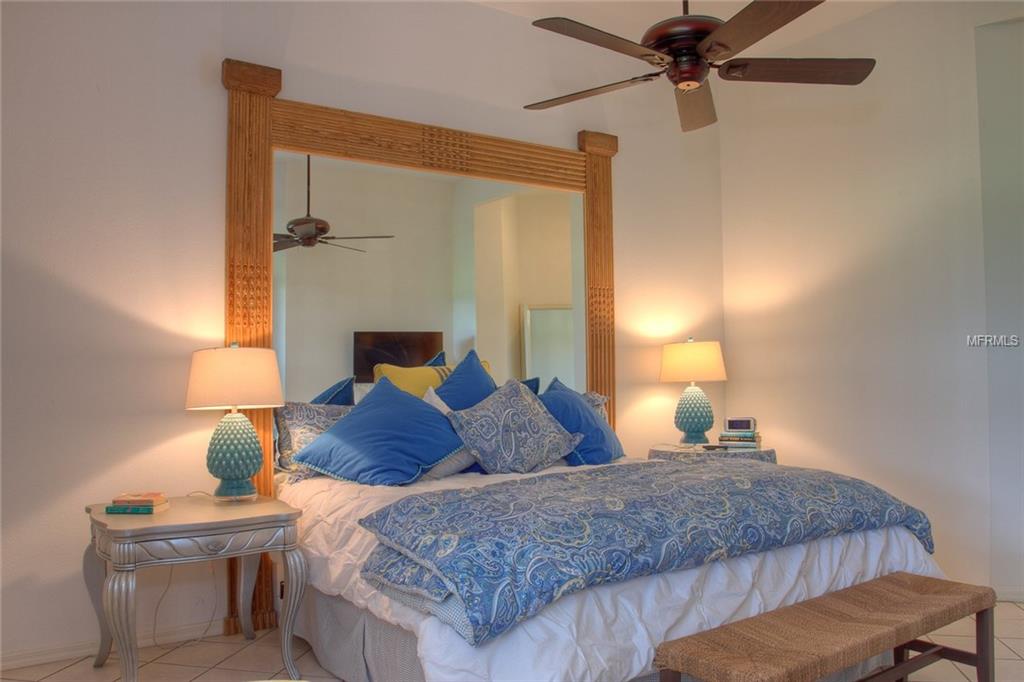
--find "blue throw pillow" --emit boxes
[294,377,463,486]
[448,380,582,474]
[540,389,624,466]
[521,377,540,395]
[435,350,497,410]
[311,377,355,406]
[425,351,446,367]
[546,377,610,423]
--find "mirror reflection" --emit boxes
[272,152,586,402]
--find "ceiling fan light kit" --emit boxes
[526,0,875,132]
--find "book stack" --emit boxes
[106,492,169,515]
[717,429,762,449]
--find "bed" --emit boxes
[224,62,938,681]
[278,457,941,682]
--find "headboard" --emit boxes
[221,57,617,632]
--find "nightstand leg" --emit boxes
[103,568,137,682]
[280,548,307,680]
[83,543,112,667]
[238,553,260,639]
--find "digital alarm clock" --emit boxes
[725,417,757,432]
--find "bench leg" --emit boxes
[893,644,908,682]
[976,608,994,682]
[659,670,682,682]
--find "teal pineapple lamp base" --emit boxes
[674,384,714,444]
[206,411,263,502]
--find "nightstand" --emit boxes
[84,495,305,682]
[648,443,777,464]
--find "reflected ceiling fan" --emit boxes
[274,155,395,253]
[524,0,875,132]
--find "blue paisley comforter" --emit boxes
[358,457,932,646]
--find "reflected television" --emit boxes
[353,331,443,383]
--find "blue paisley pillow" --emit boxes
[448,380,582,474]
[274,402,354,471]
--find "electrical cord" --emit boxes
[149,491,222,648]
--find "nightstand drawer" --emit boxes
[649,444,777,464]
[133,525,292,565]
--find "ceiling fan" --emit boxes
[274,155,395,253]
[524,0,875,132]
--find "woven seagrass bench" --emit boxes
[655,572,996,682]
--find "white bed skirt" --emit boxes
[296,588,897,682]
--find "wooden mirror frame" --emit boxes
[221,58,617,633]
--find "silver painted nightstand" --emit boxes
[84,495,305,682]
[648,443,777,464]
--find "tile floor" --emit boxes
[3,602,1023,682]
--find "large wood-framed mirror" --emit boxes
[221,58,617,632]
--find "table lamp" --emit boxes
[186,344,284,502]
[660,337,727,444]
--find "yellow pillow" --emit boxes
[373,361,492,397]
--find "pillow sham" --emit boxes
[447,379,581,474]
[435,350,497,410]
[310,376,355,406]
[425,351,446,367]
[293,377,463,486]
[373,356,492,398]
[546,377,610,423]
[274,402,354,471]
[540,388,624,466]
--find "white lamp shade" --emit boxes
[660,340,727,383]
[185,346,284,410]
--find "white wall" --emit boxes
[514,193,583,390]
[472,192,581,384]
[2,1,724,663]
[473,198,516,380]
[272,155,457,400]
[975,18,1024,599]
[450,179,528,359]
[717,2,1023,592]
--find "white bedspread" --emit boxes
[279,459,942,682]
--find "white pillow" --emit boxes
[422,386,452,414]
[353,382,374,404]
[420,387,476,480]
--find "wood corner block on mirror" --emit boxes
[222,59,282,97]
[577,131,619,157]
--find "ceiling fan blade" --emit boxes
[273,239,301,252]
[318,239,367,253]
[717,57,875,85]
[525,71,664,110]
[320,235,396,240]
[675,82,717,132]
[533,18,672,67]
[698,0,825,61]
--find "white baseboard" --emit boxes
[1,618,227,671]
[996,586,1024,602]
